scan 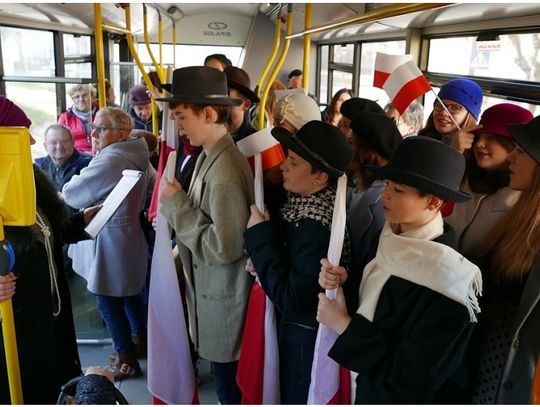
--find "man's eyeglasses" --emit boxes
[433,101,464,115]
[91,125,126,133]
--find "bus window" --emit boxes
[319,45,329,105]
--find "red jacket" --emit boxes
[58,108,94,153]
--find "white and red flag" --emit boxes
[382,59,432,115]
[236,126,282,404]
[373,52,412,88]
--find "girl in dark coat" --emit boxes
[317,136,482,403]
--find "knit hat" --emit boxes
[473,103,533,138]
[367,136,471,202]
[508,115,540,165]
[272,120,353,178]
[340,97,384,119]
[438,78,483,120]
[0,96,32,128]
[128,85,151,106]
[350,112,403,159]
[288,69,302,79]
[274,92,321,131]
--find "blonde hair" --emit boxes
[96,107,134,132]
[69,84,96,98]
[478,165,540,282]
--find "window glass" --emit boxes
[332,71,353,96]
[0,26,55,76]
[63,34,91,56]
[358,40,406,107]
[65,62,92,78]
[319,45,329,105]
[5,82,57,158]
[428,33,540,82]
[333,43,354,65]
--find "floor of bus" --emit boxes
[69,272,218,404]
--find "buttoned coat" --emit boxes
[496,254,540,403]
[62,136,150,296]
[161,134,254,363]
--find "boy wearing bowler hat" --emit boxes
[244,120,353,403]
[158,66,255,404]
[317,136,483,403]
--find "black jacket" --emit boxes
[329,225,475,404]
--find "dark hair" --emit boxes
[326,88,354,123]
[466,135,515,195]
[168,102,230,124]
[351,137,388,190]
[419,111,477,140]
[204,54,233,70]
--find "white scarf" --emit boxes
[357,212,482,322]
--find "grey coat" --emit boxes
[161,134,254,363]
[497,254,540,403]
[63,137,150,296]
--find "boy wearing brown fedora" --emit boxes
[317,136,483,403]
[157,66,255,404]
[244,120,353,403]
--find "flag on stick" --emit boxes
[308,175,351,405]
[382,59,432,115]
[373,52,412,88]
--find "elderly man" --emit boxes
[35,123,92,191]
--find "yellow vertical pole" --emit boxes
[258,7,293,131]
[302,3,313,93]
[94,3,107,109]
[256,17,282,99]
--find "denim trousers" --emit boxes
[95,291,146,353]
[212,360,241,404]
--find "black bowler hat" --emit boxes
[272,120,353,178]
[340,97,384,119]
[366,136,471,202]
[350,112,402,159]
[225,66,260,103]
[508,115,540,165]
[157,66,242,106]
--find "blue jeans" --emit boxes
[95,291,146,353]
[212,360,241,404]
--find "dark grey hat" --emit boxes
[508,115,540,165]
[366,136,471,202]
[157,66,242,106]
[272,120,353,178]
[340,97,385,119]
[350,112,402,159]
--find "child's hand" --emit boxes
[247,204,269,229]
[0,273,16,302]
[159,177,182,202]
[451,124,482,154]
[317,287,351,335]
[319,258,348,289]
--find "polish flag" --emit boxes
[373,52,412,88]
[236,126,282,405]
[148,66,179,222]
[382,59,432,115]
[148,152,198,405]
[308,175,351,405]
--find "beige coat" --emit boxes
[161,134,254,363]
[445,181,520,255]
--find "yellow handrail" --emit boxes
[94,3,107,109]
[143,4,161,75]
[302,4,312,93]
[256,17,282,99]
[258,7,293,131]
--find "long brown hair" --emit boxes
[478,165,540,282]
[419,111,477,141]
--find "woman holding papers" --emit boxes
[0,96,97,403]
[63,107,152,380]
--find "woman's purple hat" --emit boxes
[0,96,32,128]
[474,103,533,138]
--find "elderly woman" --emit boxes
[62,107,152,380]
[59,84,98,154]
[0,96,98,403]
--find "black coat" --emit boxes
[329,226,475,404]
[0,167,87,403]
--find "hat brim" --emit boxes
[271,126,342,178]
[155,94,242,106]
[365,165,471,203]
[508,122,540,165]
[228,80,260,103]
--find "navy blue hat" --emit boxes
[508,115,540,165]
[438,78,483,120]
[272,120,353,178]
[340,97,385,119]
[288,69,302,79]
[350,112,402,159]
[366,136,471,202]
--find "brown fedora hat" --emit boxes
[157,66,242,106]
[225,66,260,103]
